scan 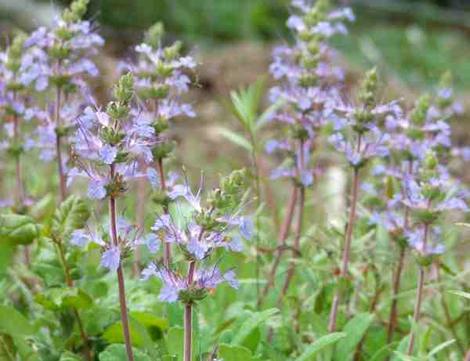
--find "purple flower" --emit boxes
[239,217,254,240]
[146,168,160,189]
[70,229,89,247]
[168,183,202,211]
[101,246,121,272]
[99,145,118,165]
[142,264,239,303]
[407,226,445,256]
[142,233,160,253]
[87,179,107,200]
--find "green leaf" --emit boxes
[130,311,168,340]
[232,308,278,346]
[99,344,151,361]
[216,127,253,152]
[166,326,184,361]
[0,305,35,336]
[219,343,253,361]
[0,214,39,245]
[103,318,154,349]
[61,288,93,309]
[392,351,419,361]
[35,287,92,310]
[52,196,90,239]
[391,335,410,361]
[229,78,266,134]
[10,335,41,361]
[60,351,83,361]
[334,313,374,361]
[0,241,16,278]
[427,339,455,357]
[448,290,470,299]
[296,332,346,361]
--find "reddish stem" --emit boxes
[328,167,360,332]
[261,185,298,301]
[387,160,413,343]
[156,158,171,266]
[184,260,196,361]
[184,303,193,361]
[133,167,147,276]
[278,186,305,301]
[277,139,306,303]
[406,223,429,355]
[109,165,135,361]
[387,247,406,343]
[55,86,67,202]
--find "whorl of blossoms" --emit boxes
[386,72,463,168]
[21,0,103,163]
[0,33,38,208]
[267,0,354,186]
[329,68,400,169]
[70,216,158,272]
[21,0,103,92]
[69,74,165,270]
[402,152,467,259]
[70,73,153,200]
[120,22,196,167]
[366,74,466,257]
[142,169,252,304]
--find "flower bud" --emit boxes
[62,0,89,23]
[113,73,134,104]
[178,287,207,304]
[144,22,165,48]
[359,67,378,108]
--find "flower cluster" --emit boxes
[142,169,252,304]
[70,73,153,200]
[21,0,103,164]
[329,68,401,169]
[267,0,354,186]
[21,0,103,92]
[368,72,467,253]
[70,216,158,272]
[0,33,38,209]
[120,22,196,167]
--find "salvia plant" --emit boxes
[0,0,468,360]
[22,0,103,201]
[120,21,197,267]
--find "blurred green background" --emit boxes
[1,0,469,91]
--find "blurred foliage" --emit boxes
[27,0,468,90]
[89,0,290,42]
[34,0,466,43]
[333,23,470,89]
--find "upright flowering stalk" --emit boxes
[142,170,251,361]
[381,71,461,341]
[402,152,467,355]
[262,0,353,300]
[70,74,148,361]
[0,33,33,211]
[327,68,399,331]
[122,22,196,266]
[22,0,103,201]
